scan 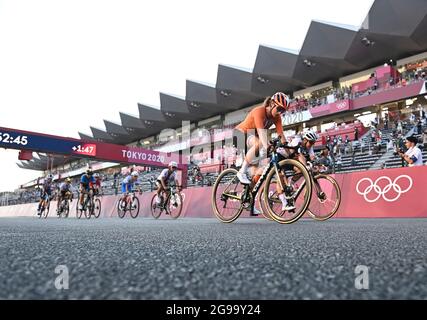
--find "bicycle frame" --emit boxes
[159,187,179,209]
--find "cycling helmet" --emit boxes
[271,92,290,112]
[131,171,139,177]
[303,130,319,142]
[93,173,100,178]
[168,161,178,168]
[46,174,54,180]
[86,169,93,175]
[65,178,71,183]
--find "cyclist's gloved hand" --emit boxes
[276,147,287,157]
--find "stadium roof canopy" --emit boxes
[18,153,78,171]
[73,0,427,145]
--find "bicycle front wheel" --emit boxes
[42,201,50,219]
[263,159,312,224]
[211,168,245,223]
[168,193,183,219]
[129,196,140,219]
[84,199,92,219]
[64,201,70,218]
[257,182,273,221]
[117,199,126,218]
[93,198,102,218]
[307,174,341,221]
[151,194,163,219]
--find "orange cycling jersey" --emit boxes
[235,105,284,136]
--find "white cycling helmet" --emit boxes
[303,130,319,142]
[93,173,100,178]
[46,174,54,180]
[131,171,139,177]
[168,161,178,168]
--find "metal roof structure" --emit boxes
[72,0,427,144]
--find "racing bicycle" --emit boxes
[261,160,341,222]
[305,161,341,221]
[117,191,141,219]
[38,193,51,219]
[76,189,95,219]
[57,194,72,218]
[151,185,183,219]
[212,138,313,224]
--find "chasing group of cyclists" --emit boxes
[36,160,181,218]
[36,91,336,221]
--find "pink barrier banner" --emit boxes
[328,99,352,114]
[334,166,427,218]
[352,81,426,110]
[309,99,352,118]
[2,166,427,219]
[352,78,375,93]
[309,104,330,118]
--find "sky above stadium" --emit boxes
[0,0,374,192]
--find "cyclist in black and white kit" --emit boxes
[277,130,318,211]
[155,161,180,206]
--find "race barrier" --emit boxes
[1,166,427,218]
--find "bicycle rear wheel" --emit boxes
[168,193,183,219]
[76,205,82,219]
[211,168,245,223]
[307,174,341,221]
[129,196,140,219]
[263,159,312,224]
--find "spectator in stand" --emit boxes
[317,146,334,173]
[387,139,394,152]
[417,120,422,135]
[354,127,359,141]
[398,136,423,167]
[410,113,416,125]
[336,154,343,171]
[371,129,376,143]
[397,120,403,134]
[384,115,389,130]
[396,133,405,151]
[423,130,427,150]
[360,139,365,153]
[376,135,382,154]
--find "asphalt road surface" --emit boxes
[0,217,425,299]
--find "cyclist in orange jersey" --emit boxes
[233,92,290,185]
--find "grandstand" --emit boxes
[2,0,427,207]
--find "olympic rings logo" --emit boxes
[355,175,413,203]
[336,102,348,110]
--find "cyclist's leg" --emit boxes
[79,185,85,207]
[37,193,44,211]
[120,183,127,201]
[57,193,62,212]
[155,181,164,204]
[235,130,257,184]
